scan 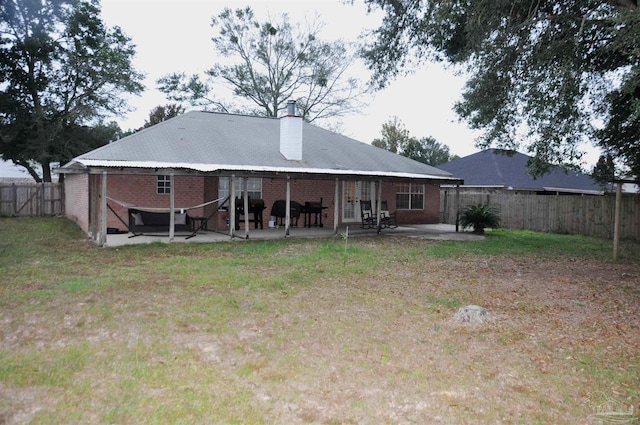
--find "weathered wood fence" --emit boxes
[0,183,63,217]
[441,189,640,240]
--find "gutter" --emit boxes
[57,159,462,183]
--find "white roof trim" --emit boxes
[65,159,459,181]
[440,184,506,188]
[542,187,604,195]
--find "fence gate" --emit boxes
[0,183,63,217]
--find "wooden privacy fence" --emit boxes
[441,190,640,240]
[0,183,63,217]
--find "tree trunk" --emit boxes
[41,161,52,183]
[15,160,42,183]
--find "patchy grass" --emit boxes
[1,217,639,424]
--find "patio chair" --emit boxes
[360,200,376,229]
[379,200,398,229]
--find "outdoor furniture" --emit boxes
[190,216,208,232]
[270,200,303,227]
[302,198,327,227]
[235,198,266,230]
[379,200,398,229]
[360,200,376,229]
[128,208,192,235]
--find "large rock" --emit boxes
[453,305,492,324]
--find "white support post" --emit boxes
[377,179,383,229]
[333,178,339,234]
[229,175,235,239]
[455,184,461,232]
[243,177,249,239]
[285,175,291,236]
[99,171,107,247]
[169,172,175,242]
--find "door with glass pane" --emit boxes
[342,181,373,222]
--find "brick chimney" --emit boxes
[279,100,303,161]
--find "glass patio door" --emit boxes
[342,181,373,222]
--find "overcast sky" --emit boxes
[99,0,483,158]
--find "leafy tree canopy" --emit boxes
[143,104,185,128]
[0,0,144,182]
[360,0,640,178]
[158,7,368,122]
[372,116,458,165]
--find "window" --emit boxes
[157,175,171,194]
[396,183,424,210]
[219,177,262,201]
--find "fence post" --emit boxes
[12,183,17,215]
[40,182,45,217]
[455,184,460,232]
[613,182,622,261]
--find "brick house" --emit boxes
[58,103,461,245]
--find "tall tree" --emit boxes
[372,117,457,165]
[0,0,144,182]
[372,116,411,153]
[360,0,640,178]
[143,104,185,128]
[591,153,617,188]
[158,7,367,122]
[404,136,458,166]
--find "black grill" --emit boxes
[302,199,327,227]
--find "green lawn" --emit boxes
[1,217,639,424]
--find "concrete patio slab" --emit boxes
[103,223,484,247]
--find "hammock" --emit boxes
[106,196,225,214]
[104,196,229,239]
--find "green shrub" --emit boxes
[459,204,501,234]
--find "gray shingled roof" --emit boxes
[437,149,606,193]
[62,111,457,181]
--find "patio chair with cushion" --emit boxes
[360,200,376,229]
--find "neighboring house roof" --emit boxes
[60,111,458,182]
[437,149,607,194]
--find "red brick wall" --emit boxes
[68,173,443,234]
[214,177,339,230]
[105,174,206,231]
[262,177,338,226]
[395,183,441,224]
[216,178,442,229]
[64,174,90,234]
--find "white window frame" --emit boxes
[218,177,262,201]
[396,183,424,210]
[157,175,171,194]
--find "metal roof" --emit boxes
[60,111,458,181]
